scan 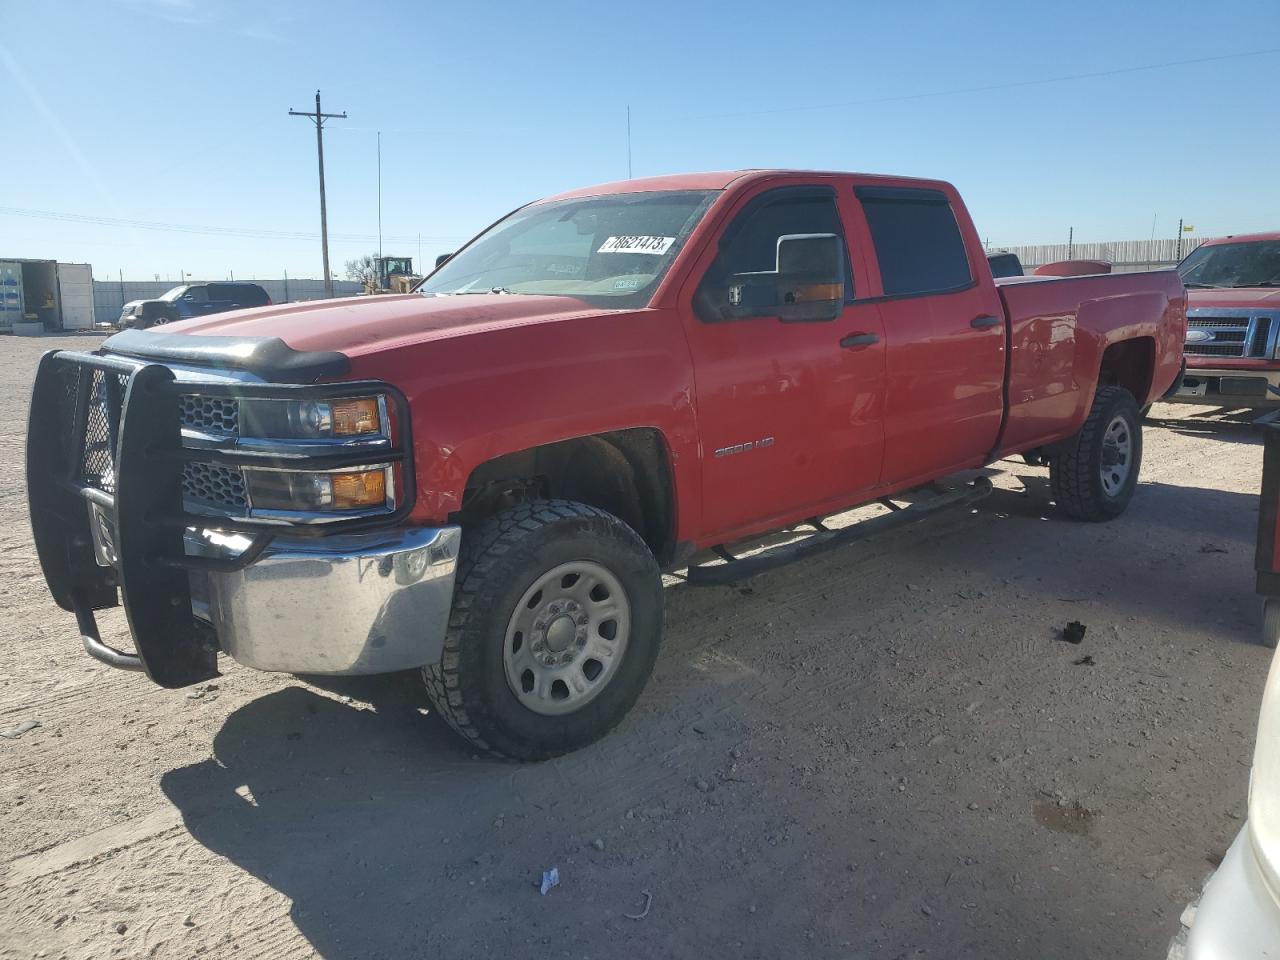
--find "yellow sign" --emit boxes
[1183,225,1195,232]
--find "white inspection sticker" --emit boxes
[597,235,675,255]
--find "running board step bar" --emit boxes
[686,477,993,586]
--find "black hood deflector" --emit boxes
[102,329,350,383]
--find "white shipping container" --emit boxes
[56,262,95,329]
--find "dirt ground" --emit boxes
[0,332,1272,960]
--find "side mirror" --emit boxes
[181,295,196,302]
[725,233,844,322]
[435,253,453,269]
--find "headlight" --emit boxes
[244,466,391,513]
[1250,642,1280,898]
[240,396,384,439]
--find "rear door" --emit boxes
[679,181,887,541]
[854,185,1006,486]
[55,263,95,330]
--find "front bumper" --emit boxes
[26,346,446,687]
[1186,825,1280,958]
[1167,367,1280,405]
[198,525,460,674]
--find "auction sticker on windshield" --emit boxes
[598,235,675,255]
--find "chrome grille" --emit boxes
[180,395,239,437]
[1184,310,1278,359]
[182,462,248,511]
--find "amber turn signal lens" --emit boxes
[331,398,381,436]
[331,469,387,509]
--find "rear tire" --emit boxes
[1050,386,1142,521]
[1262,597,1280,649]
[422,499,664,760]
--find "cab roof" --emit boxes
[539,169,955,203]
[1201,230,1280,246]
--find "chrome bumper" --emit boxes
[198,525,461,675]
[1186,825,1280,958]
[1169,368,1280,405]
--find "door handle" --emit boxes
[971,315,1001,329]
[840,332,880,349]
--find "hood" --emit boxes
[151,293,626,358]
[1188,287,1280,310]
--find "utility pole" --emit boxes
[377,131,383,265]
[289,90,347,298]
[1067,226,1073,260]
[1176,217,1184,262]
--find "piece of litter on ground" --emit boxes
[0,719,41,739]
[1199,543,1229,554]
[1073,655,1096,667]
[539,867,560,895]
[625,890,653,920]
[1061,621,1087,644]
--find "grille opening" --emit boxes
[1252,317,1273,357]
[180,395,240,437]
[182,462,248,512]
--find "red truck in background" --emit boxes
[27,170,1186,759]
[1167,232,1280,406]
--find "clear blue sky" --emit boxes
[2,0,1278,282]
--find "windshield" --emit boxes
[420,190,719,305]
[1178,239,1280,288]
[159,285,188,301]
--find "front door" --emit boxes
[680,183,887,542]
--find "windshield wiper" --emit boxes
[1183,282,1225,288]
[452,286,519,295]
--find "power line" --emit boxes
[0,205,463,244]
[686,47,1280,121]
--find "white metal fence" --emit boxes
[990,237,1217,273]
[92,278,363,323]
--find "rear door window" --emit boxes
[856,187,972,297]
[231,284,268,306]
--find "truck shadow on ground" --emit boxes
[160,470,1266,958]
[1146,406,1266,445]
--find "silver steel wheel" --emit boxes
[1099,413,1133,497]
[503,560,631,716]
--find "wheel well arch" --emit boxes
[455,428,677,565]
[1098,336,1155,404]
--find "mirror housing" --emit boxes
[435,253,453,269]
[725,233,844,322]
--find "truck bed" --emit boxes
[993,270,1186,457]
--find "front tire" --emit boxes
[1050,386,1143,521]
[422,500,664,760]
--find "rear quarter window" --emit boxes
[856,187,972,297]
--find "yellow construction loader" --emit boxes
[363,256,421,295]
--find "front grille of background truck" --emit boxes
[1185,313,1275,359]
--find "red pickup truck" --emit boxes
[27,170,1186,759]
[1168,231,1280,405]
